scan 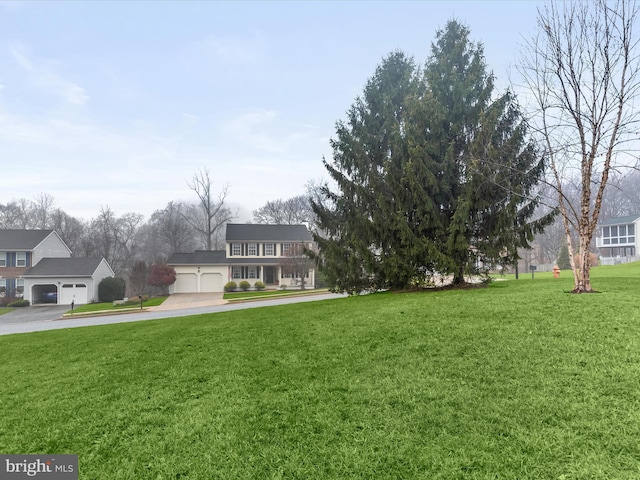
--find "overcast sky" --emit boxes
[0,0,541,222]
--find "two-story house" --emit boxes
[596,215,640,264]
[0,229,114,305]
[168,224,316,293]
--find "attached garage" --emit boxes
[168,251,229,294]
[23,257,115,305]
[174,273,198,293]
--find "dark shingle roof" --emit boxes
[23,258,104,277]
[0,229,55,250]
[168,250,227,265]
[226,224,312,242]
[600,215,640,226]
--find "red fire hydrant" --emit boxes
[553,265,560,278]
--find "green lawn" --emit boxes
[223,288,327,301]
[66,296,167,314]
[0,307,11,316]
[1,264,640,479]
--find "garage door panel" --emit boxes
[201,273,222,292]
[174,273,197,293]
[60,283,88,305]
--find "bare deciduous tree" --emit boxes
[185,168,236,250]
[278,243,315,290]
[85,206,143,275]
[519,0,640,292]
[32,193,56,229]
[146,201,198,259]
[601,170,640,220]
[253,195,312,225]
[50,208,85,255]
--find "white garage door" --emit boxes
[201,273,223,292]
[60,283,88,305]
[174,273,197,293]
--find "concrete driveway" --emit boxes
[0,305,69,324]
[149,293,226,311]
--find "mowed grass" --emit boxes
[223,288,327,301]
[67,296,167,314]
[1,265,640,479]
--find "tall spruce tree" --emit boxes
[313,51,438,293]
[313,21,553,293]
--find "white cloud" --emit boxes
[9,46,90,106]
[223,109,286,153]
[200,32,264,63]
[181,113,199,127]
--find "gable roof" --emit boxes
[599,215,640,226]
[0,229,57,250]
[168,250,227,265]
[22,257,106,277]
[226,224,313,242]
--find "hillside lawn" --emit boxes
[1,263,639,479]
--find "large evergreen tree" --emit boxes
[313,20,553,293]
[312,51,427,293]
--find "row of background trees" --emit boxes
[2,147,639,295]
[3,1,639,295]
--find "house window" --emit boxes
[232,243,241,256]
[16,279,24,297]
[282,243,291,256]
[264,243,275,256]
[0,279,5,297]
[0,252,5,267]
[248,266,257,279]
[16,252,26,267]
[247,243,257,256]
[602,224,635,246]
[232,266,242,279]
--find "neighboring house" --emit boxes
[596,215,640,264]
[168,224,316,293]
[0,229,114,305]
[22,257,115,305]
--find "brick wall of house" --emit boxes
[0,267,27,279]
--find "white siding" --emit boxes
[91,259,115,302]
[32,232,72,265]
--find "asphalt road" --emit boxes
[0,293,347,336]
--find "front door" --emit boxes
[265,266,275,285]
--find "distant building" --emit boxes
[0,229,114,305]
[168,224,315,293]
[596,215,640,264]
